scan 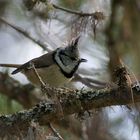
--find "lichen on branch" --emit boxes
[0,79,140,136]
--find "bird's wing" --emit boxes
[12,51,55,74]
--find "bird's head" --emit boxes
[54,36,87,77]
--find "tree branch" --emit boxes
[24,0,105,20]
[0,80,140,137]
[52,4,105,20]
[0,18,51,52]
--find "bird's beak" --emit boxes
[80,58,87,63]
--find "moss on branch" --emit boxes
[0,83,140,137]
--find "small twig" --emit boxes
[24,0,105,20]
[30,62,46,87]
[0,18,51,52]
[31,63,64,139]
[30,62,64,118]
[121,61,139,106]
[53,4,105,20]
[48,123,64,140]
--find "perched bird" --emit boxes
[0,36,87,87]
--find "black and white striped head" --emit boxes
[54,36,87,78]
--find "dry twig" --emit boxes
[48,123,64,140]
[0,18,51,52]
[30,62,64,140]
[52,4,105,20]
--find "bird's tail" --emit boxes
[0,64,21,68]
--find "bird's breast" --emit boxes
[23,64,72,87]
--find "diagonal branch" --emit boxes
[0,18,51,52]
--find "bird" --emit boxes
[0,36,87,87]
